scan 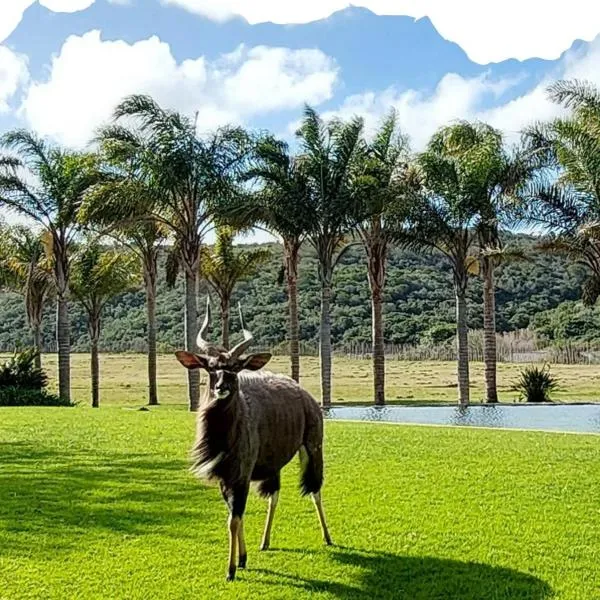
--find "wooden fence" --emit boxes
[274,338,600,365]
[5,329,599,365]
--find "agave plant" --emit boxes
[514,364,558,403]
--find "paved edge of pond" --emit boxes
[321,416,600,437]
[324,401,600,408]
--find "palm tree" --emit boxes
[70,241,139,408]
[428,120,533,403]
[199,226,271,346]
[351,110,421,405]
[0,131,100,402]
[0,224,53,368]
[80,147,168,406]
[120,222,166,406]
[411,126,486,406]
[98,222,167,406]
[295,106,364,407]
[224,134,314,382]
[85,95,252,411]
[521,79,600,307]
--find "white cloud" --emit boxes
[162,0,600,65]
[481,39,600,141]
[0,46,29,113]
[39,0,95,11]
[221,46,337,114]
[321,71,523,150]
[317,37,600,151]
[0,1,36,44]
[20,30,339,147]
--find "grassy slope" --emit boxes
[8,353,600,406]
[1,407,598,599]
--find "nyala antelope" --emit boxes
[175,300,332,582]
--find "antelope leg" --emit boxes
[260,491,279,551]
[311,491,332,546]
[238,518,247,568]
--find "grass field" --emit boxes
[11,352,600,406]
[1,406,599,599]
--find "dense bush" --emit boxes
[531,301,600,344]
[514,365,558,403]
[0,348,47,389]
[0,348,71,407]
[0,386,72,407]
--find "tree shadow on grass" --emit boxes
[254,547,553,600]
[0,441,221,558]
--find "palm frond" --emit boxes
[547,79,600,113]
[0,130,52,175]
[70,241,140,313]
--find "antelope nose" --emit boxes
[214,379,230,399]
[215,387,230,399]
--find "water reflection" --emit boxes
[324,404,600,434]
[448,405,509,428]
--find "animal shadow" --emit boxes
[254,546,553,599]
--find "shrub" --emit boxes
[421,323,456,345]
[0,348,47,390]
[514,364,558,403]
[0,386,72,407]
[0,348,74,407]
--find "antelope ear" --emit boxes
[241,352,272,371]
[175,351,209,371]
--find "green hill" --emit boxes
[0,232,587,353]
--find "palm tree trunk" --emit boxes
[454,269,470,406]
[55,254,70,402]
[184,269,200,411]
[89,315,100,409]
[144,263,159,406]
[32,321,42,370]
[284,239,301,382]
[482,256,498,403]
[367,239,387,406]
[319,263,333,408]
[221,296,230,348]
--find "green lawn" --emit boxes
[7,352,600,406]
[1,406,598,599]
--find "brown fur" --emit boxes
[190,369,325,496]
[176,313,331,581]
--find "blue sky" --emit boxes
[1,1,600,241]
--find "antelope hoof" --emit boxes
[260,541,270,551]
[239,554,247,569]
[227,566,236,582]
[324,535,333,546]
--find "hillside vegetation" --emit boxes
[0,232,585,354]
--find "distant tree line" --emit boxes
[0,233,584,349]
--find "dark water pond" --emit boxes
[323,404,600,434]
